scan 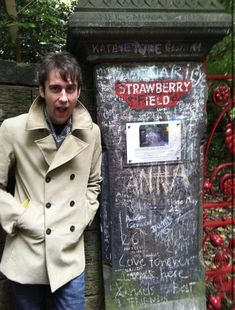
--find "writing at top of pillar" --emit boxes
[67,0,231,62]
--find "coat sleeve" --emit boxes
[86,124,102,226]
[0,120,24,236]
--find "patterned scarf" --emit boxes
[44,110,72,149]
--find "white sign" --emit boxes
[126,121,181,164]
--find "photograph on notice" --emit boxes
[139,124,169,147]
[126,121,181,164]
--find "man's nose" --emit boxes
[59,89,68,102]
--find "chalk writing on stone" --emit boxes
[91,41,203,57]
[97,64,206,308]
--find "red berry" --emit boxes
[210,234,224,247]
[208,296,221,310]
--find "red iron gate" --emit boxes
[203,73,234,310]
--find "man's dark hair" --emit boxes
[39,51,82,89]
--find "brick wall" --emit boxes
[0,60,104,310]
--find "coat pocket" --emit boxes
[16,200,44,239]
[85,198,98,227]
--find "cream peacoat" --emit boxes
[0,97,102,292]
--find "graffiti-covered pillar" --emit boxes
[96,63,207,310]
[67,1,231,309]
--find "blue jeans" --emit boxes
[10,272,85,310]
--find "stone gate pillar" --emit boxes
[67,1,231,309]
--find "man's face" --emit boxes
[39,69,80,124]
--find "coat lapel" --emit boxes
[35,135,57,167]
[26,97,92,172]
[48,134,89,173]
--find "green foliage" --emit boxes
[205,0,234,173]
[206,0,234,75]
[0,0,77,63]
[206,34,234,75]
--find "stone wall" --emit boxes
[0,60,104,310]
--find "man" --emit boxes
[0,52,102,309]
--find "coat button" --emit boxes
[46,176,51,183]
[70,201,75,207]
[46,202,51,208]
[70,225,75,232]
[46,228,51,235]
[70,174,75,180]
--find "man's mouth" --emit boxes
[57,107,67,113]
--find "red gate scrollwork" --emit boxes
[203,73,234,310]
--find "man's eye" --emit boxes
[66,85,77,93]
[50,85,61,93]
